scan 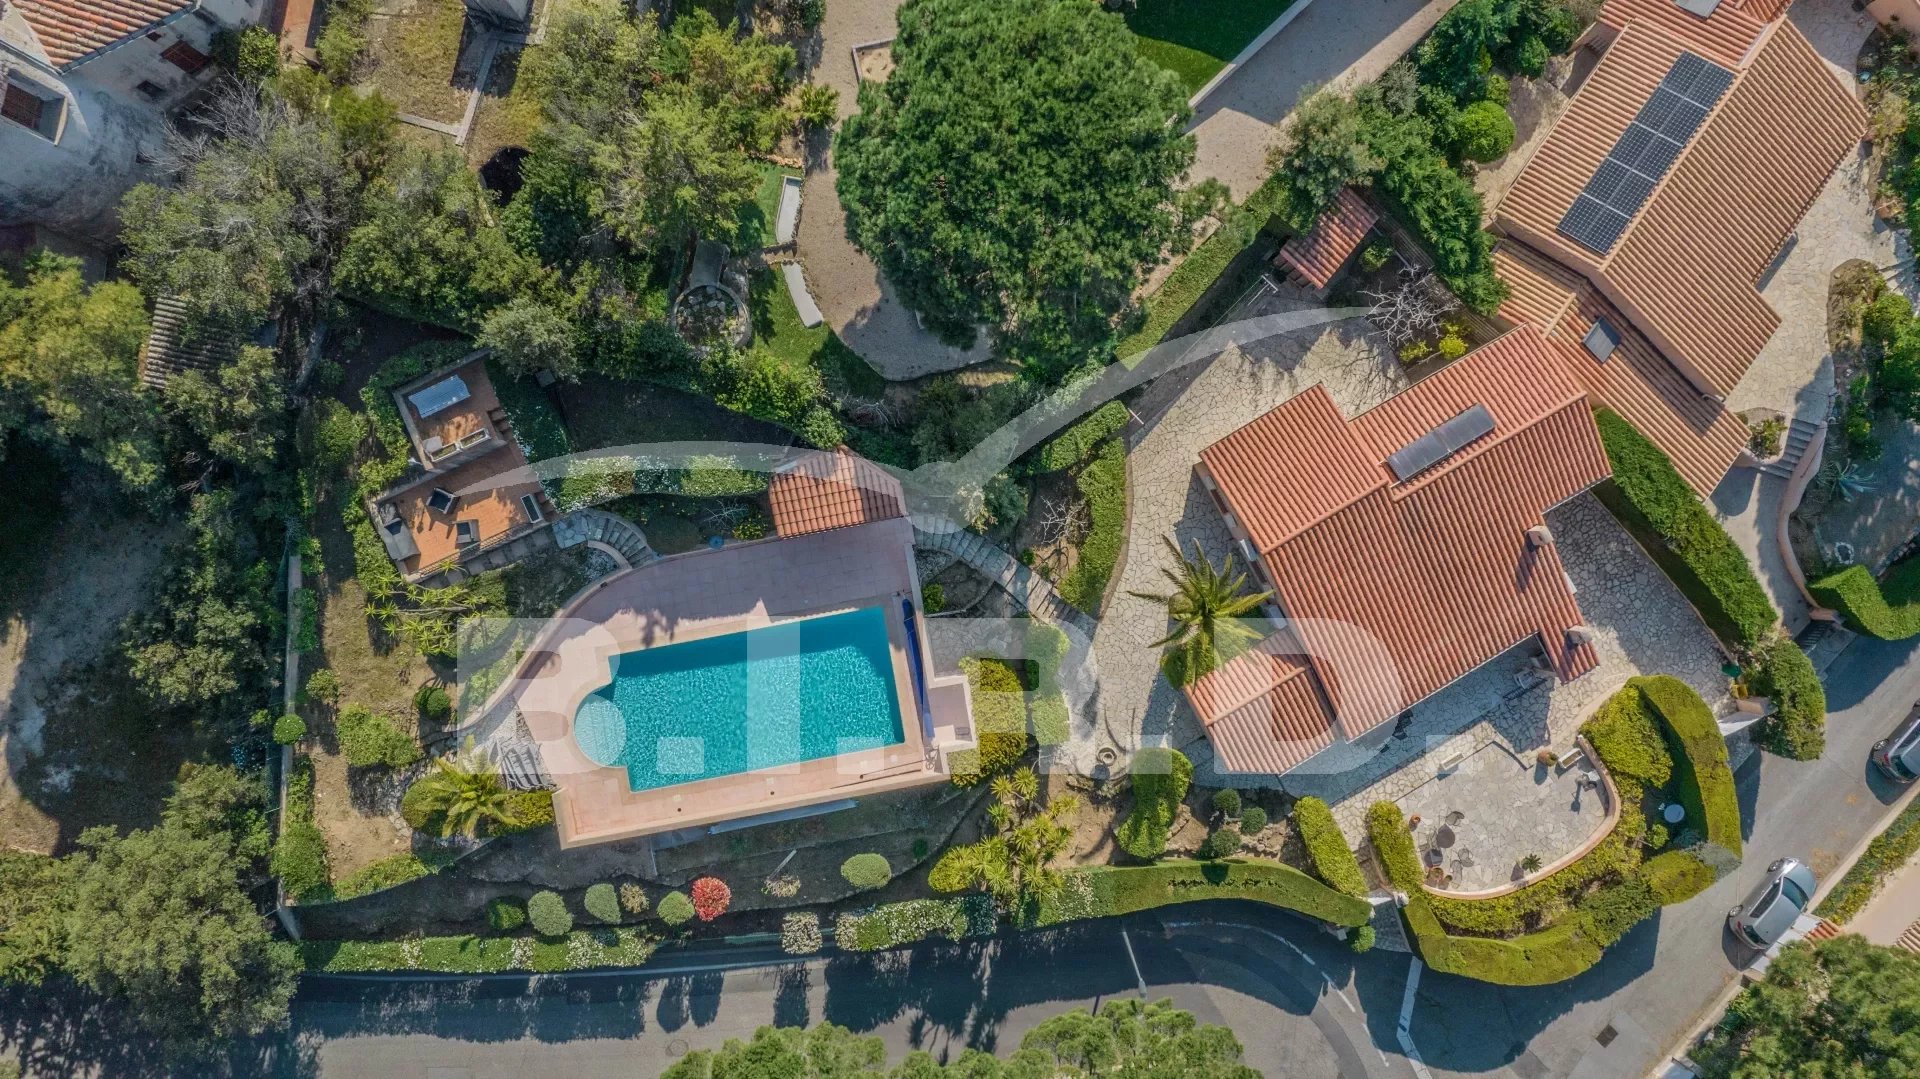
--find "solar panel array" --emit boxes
[1557,51,1734,255]
[1386,404,1497,482]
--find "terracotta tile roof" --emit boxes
[1200,326,1610,743]
[1495,241,1749,496]
[14,0,196,69]
[1596,0,1768,69]
[1187,633,1337,773]
[1721,0,1792,22]
[139,294,238,390]
[1277,189,1379,290]
[768,449,906,538]
[1496,18,1867,400]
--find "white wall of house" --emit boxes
[0,0,265,239]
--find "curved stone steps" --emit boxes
[555,508,657,567]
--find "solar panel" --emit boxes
[1557,50,1733,254]
[1385,405,1497,482]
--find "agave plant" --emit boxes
[1130,538,1273,686]
[413,745,519,838]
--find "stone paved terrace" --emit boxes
[1393,743,1608,893]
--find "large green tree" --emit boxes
[164,343,288,473]
[1697,935,1920,1077]
[835,0,1208,377]
[0,252,163,492]
[1272,87,1381,232]
[662,1000,1257,1077]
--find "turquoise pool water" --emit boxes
[573,606,907,792]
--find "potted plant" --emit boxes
[1517,853,1543,879]
[1536,748,1559,769]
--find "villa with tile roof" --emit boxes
[0,0,268,236]
[1189,325,1613,774]
[1490,0,1867,496]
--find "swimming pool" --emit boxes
[572,606,907,792]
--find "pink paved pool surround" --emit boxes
[503,517,967,847]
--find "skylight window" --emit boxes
[1583,319,1621,362]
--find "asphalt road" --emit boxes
[1405,631,1920,1079]
[280,911,1422,1078]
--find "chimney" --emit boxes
[1566,625,1595,646]
[1527,525,1554,548]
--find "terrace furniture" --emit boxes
[456,519,481,548]
[783,262,824,328]
[774,175,803,247]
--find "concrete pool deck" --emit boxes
[498,516,974,847]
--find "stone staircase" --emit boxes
[553,508,656,568]
[912,518,1095,636]
[1758,417,1822,480]
[453,522,556,576]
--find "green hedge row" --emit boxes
[1084,859,1372,927]
[1634,675,1743,860]
[1816,796,1920,921]
[1593,409,1777,648]
[1293,797,1368,898]
[833,897,996,952]
[1057,438,1126,613]
[1747,636,1826,762]
[1034,402,1129,473]
[1114,223,1253,365]
[300,927,656,974]
[1810,560,1920,640]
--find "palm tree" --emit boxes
[1130,538,1273,686]
[413,748,519,838]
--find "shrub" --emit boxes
[1210,788,1242,819]
[1366,801,1424,894]
[414,683,453,723]
[584,883,621,924]
[950,658,1030,785]
[1057,438,1126,613]
[619,882,649,915]
[658,891,695,926]
[1025,622,1072,746]
[1641,849,1716,905]
[1294,797,1368,897]
[1450,100,1516,162]
[332,853,443,900]
[272,714,307,745]
[691,877,731,921]
[399,778,442,833]
[1359,239,1394,272]
[1747,636,1826,761]
[1576,875,1658,947]
[273,822,330,900]
[1199,826,1242,860]
[841,853,892,892]
[1594,410,1777,647]
[527,891,572,938]
[485,897,527,932]
[1633,675,1743,860]
[336,705,422,768]
[1034,401,1129,472]
[1117,748,1193,860]
[781,912,823,955]
[1350,925,1377,953]
[496,789,555,834]
[834,897,994,951]
[928,846,976,893]
[1437,332,1469,360]
[1810,560,1920,640]
[922,584,946,614]
[1239,806,1269,834]
[303,668,339,705]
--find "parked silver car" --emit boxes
[1871,705,1920,783]
[1727,858,1818,949]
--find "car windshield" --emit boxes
[1782,877,1812,909]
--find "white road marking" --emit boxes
[1325,974,1358,1012]
[1397,958,1435,1079]
[1119,928,1149,998]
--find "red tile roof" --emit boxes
[1497,18,1864,403]
[14,0,195,69]
[1199,326,1610,744]
[1494,241,1748,496]
[1277,189,1379,290]
[1596,0,1768,68]
[768,450,906,538]
[1186,632,1336,774]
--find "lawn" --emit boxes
[734,163,803,253]
[1125,0,1296,96]
[745,267,887,400]
[555,375,796,450]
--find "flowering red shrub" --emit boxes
[690,877,731,921]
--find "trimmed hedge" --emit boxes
[949,657,1031,785]
[834,897,996,952]
[273,757,331,901]
[1114,223,1250,365]
[1057,437,1126,614]
[658,891,695,926]
[1642,849,1716,905]
[528,890,573,937]
[1117,748,1192,860]
[584,883,621,923]
[1034,402,1129,472]
[299,927,656,974]
[1810,559,1920,640]
[1085,859,1372,927]
[1294,797,1368,898]
[331,852,447,901]
[1747,636,1827,762]
[1593,409,1777,648]
[1817,796,1920,921]
[841,853,893,891]
[1634,675,1742,860]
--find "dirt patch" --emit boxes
[0,471,185,853]
[1009,469,1085,585]
[852,40,894,84]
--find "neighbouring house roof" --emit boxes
[1276,189,1378,290]
[139,293,237,390]
[1494,241,1749,495]
[13,0,197,69]
[1198,325,1611,744]
[1495,11,1866,402]
[768,449,906,538]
